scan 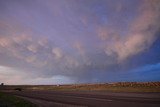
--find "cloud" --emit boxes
[73,42,91,66]
[38,38,48,47]
[25,55,36,63]
[52,47,63,59]
[74,42,85,55]
[0,65,28,84]
[0,65,75,85]
[27,44,38,53]
[0,37,12,47]
[25,75,75,85]
[122,63,160,81]
[0,0,160,84]
[100,0,160,61]
[0,34,50,70]
[98,28,120,41]
[65,56,79,69]
[12,34,32,44]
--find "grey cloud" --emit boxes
[0,0,160,84]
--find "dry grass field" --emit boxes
[1,82,160,107]
[1,82,160,92]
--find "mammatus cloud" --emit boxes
[99,0,160,61]
[52,47,63,59]
[0,29,82,78]
[0,0,160,84]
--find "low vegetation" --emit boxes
[0,92,36,107]
[1,82,160,92]
[14,88,22,91]
[41,82,160,92]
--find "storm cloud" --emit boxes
[0,0,160,84]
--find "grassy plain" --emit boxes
[0,92,36,107]
[1,82,160,92]
[27,82,160,92]
[0,82,159,106]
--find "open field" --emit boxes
[1,82,160,92]
[1,82,160,107]
[0,92,36,107]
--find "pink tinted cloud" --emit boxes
[101,0,160,61]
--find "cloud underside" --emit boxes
[0,0,160,84]
[99,0,160,60]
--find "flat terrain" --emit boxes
[0,92,36,107]
[1,82,160,92]
[1,82,160,107]
[5,90,160,107]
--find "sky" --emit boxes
[0,0,160,85]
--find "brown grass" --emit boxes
[1,82,160,92]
